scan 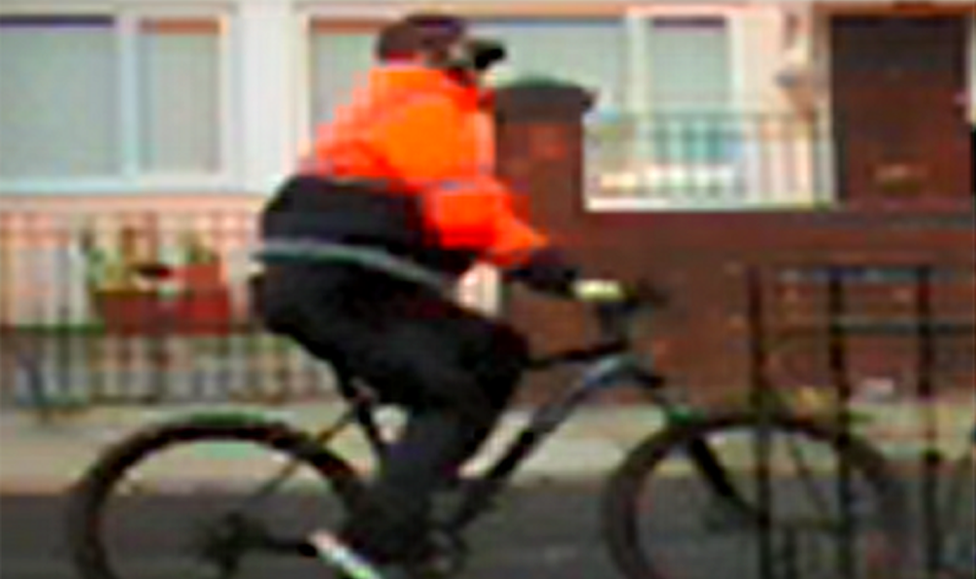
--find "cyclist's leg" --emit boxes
[264,264,527,565]
[335,292,528,565]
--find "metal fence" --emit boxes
[0,208,338,409]
[746,261,975,579]
[0,207,502,410]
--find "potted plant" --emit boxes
[173,230,231,335]
[82,225,162,333]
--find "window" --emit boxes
[645,18,733,165]
[305,18,626,125]
[307,20,377,129]
[470,18,626,114]
[641,17,738,202]
[587,16,739,208]
[0,15,119,179]
[0,12,227,189]
[647,18,731,115]
[137,19,221,174]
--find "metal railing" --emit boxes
[746,261,975,579]
[0,208,500,410]
[0,209,338,409]
[586,111,833,208]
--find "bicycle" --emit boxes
[66,272,910,579]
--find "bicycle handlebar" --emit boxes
[528,280,668,371]
[591,280,668,342]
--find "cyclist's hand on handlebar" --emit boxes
[573,279,667,343]
[572,279,629,303]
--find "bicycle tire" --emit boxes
[66,414,366,579]
[603,412,909,579]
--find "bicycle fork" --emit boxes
[683,436,760,529]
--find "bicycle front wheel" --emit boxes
[603,413,909,579]
[66,415,365,579]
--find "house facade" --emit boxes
[1,0,973,397]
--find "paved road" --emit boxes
[7,483,620,579]
[2,393,971,579]
[4,476,957,579]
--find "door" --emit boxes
[830,14,972,205]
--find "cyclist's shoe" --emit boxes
[330,564,440,579]
[311,531,388,579]
[312,531,451,579]
[331,567,416,579]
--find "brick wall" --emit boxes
[493,84,975,403]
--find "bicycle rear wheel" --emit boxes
[66,415,365,579]
[603,413,909,579]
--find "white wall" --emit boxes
[235,0,300,193]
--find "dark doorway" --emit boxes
[830,13,972,206]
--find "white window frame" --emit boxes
[0,3,238,196]
[296,2,403,154]
[586,5,746,213]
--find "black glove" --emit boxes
[505,248,668,308]
[579,280,668,343]
[503,248,580,296]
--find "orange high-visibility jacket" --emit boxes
[300,65,549,269]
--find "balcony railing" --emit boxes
[585,111,834,210]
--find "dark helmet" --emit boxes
[376,12,506,72]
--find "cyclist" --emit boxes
[255,11,629,578]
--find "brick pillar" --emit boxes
[490,81,619,403]
[493,80,594,239]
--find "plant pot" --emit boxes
[92,289,164,335]
[176,288,233,335]
[178,262,224,289]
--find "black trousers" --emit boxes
[255,262,528,563]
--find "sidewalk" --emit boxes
[1,392,973,493]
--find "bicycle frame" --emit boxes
[439,349,666,532]
[243,340,683,537]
